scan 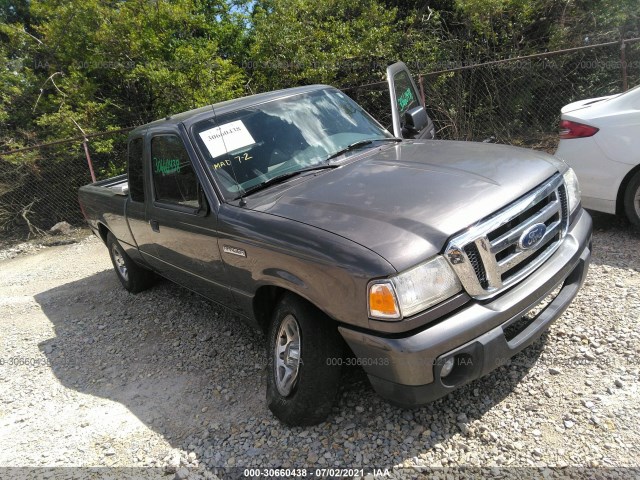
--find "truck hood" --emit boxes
[253,140,564,272]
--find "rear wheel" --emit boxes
[266,293,343,426]
[623,171,640,228]
[107,233,154,293]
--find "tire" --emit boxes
[266,293,343,426]
[106,232,155,293]
[624,171,640,228]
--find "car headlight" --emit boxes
[368,256,462,320]
[562,168,581,214]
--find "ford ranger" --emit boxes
[78,63,592,426]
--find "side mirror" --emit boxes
[403,105,429,133]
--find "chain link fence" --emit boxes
[1,39,639,240]
[0,130,129,239]
[420,39,640,150]
[349,39,640,153]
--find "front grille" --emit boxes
[445,174,569,299]
[558,186,569,220]
[464,243,488,289]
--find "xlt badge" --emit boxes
[223,245,247,257]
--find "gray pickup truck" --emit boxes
[79,63,592,426]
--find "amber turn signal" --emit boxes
[368,282,401,320]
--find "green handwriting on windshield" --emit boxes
[397,87,414,112]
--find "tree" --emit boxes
[9,0,249,140]
[249,0,401,91]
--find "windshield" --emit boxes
[191,88,393,200]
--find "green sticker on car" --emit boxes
[397,87,414,112]
[154,157,181,175]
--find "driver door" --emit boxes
[143,129,235,306]
[387,62,435,139]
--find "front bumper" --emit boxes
[339,209,592,407]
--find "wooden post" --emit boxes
[418,74,426,107]
[621,39,629,92]
[82,138,96,183]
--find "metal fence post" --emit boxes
[418,74,426,107]
[82,138,97,183]
[621,39,629,92]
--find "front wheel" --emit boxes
[266,294,343,426]
[624,171,640,228]
[106,233,154,293]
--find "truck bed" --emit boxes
[78,174,133,246]
[90,174,129,195]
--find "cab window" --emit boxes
[128,137,145,202]
[150,134,199,208]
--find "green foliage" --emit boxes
[0,0,250,145]
[0,17,40,150]
[1,0,639,237]
[549,0,639,46]
[0,0,30,24]
[0,0,638,150]
[2,0,638,148]
[98,161,127,180]
[249,0,401,90]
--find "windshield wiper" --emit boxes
[235,164,337,201]
[324,137,401,163]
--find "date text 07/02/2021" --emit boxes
[242,468,392,477]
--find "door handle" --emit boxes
[150,219,160,232]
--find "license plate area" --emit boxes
[503,282,564,341]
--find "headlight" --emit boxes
[368,256,462,320]
[562,168,581,214]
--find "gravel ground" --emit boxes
[0,213,638,479]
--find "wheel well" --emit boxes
[616,164,640,215]
[97,223,110,245]
[252,286,339,335]
[253,285,286,334]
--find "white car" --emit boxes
[555,84,640,226]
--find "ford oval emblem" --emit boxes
[519,223,547,250]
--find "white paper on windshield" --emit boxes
[198,120,256,158]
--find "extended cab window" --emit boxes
[128,137,144,202]
[393,70,420,117]
[151,135,199,208]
